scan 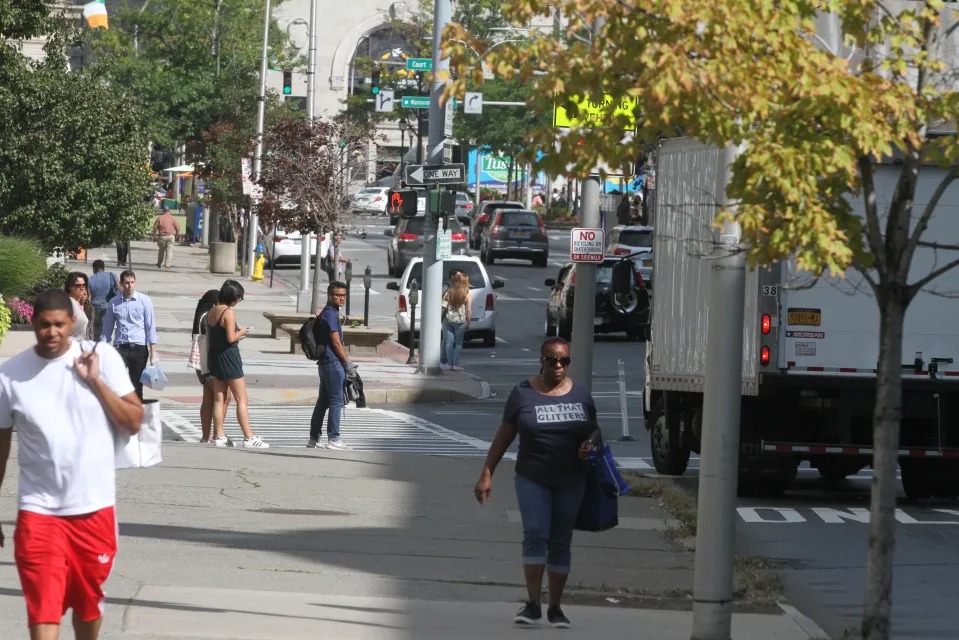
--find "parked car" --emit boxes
[454,192,474,227]
[265,226,331,266]
[544,258,650,340]
[352,186,391,215]
[385,256,505,347]
[606,225,654,287]
[384,215,469,277]
[469,200,524,249]
[479,209,549,267]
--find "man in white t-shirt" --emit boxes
[0,289,143,640]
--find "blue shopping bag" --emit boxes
[575,437,630,532]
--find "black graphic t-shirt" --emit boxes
[502,379,598,486]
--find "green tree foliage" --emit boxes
[0,26,153,251]
[91,0,299,146]
[446,2,959,639]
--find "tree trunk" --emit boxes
[862,283,907,640]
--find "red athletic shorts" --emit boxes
[14,506,117,626]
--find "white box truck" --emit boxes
[644,138,959,497]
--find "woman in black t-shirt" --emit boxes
[474,337,598,629]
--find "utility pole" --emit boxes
[417,0,452,375]
[690,143,745,640]
[296,0,317,312]
[247,0,271,278]
[567,17,604,390]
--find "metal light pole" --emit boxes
[568,176,600,389]
[415,0,451,376]
[344,260,353,317]
[690,143,746,640]
[398,119,409,181]
[296,0,318,311]
[248,0,271,279]
[363,265,372,327]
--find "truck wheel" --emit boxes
[816,459,863,481]
[534,255,548,268]
[545,313,557,337]
[930,460,959,499]
[901,460,934,500]
[649,397,691,475]
[558,318,572,341]
[483,331,496,348]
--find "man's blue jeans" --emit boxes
[310,359,345,441]
[514,473,586,574]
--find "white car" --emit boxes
[606,225,654,286]
[265,226,331,266]
[385,256,505,348]
[352,186,390,215]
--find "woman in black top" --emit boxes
[474,337,597,629]
[192,289,225,443]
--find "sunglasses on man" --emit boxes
[541,355,571,367]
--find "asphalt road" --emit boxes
[272,214,959,638]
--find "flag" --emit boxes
[83,1,109,30]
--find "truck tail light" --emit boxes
[478,214,489,224]
[398,295,408,313]
[451,232,466,241]
[760,346,770,366]
[485,293,495,311]
[613,247,630,256]
[398,232,419,241]
[273,236,286,243]
[761,314,771,335]
[635,270,644,287]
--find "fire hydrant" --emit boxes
[252,242,265,282]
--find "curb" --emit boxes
[777,603,830,639]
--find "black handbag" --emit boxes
[575,436,627,532]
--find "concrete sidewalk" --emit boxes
[0,444,823,639]
[0,241,487,405]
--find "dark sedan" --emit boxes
[544,259,650,340]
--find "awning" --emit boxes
[162,164,195,174]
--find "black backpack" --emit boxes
[299,317,326,361]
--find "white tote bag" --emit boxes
[115,399,163,469]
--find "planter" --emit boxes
[9,323,32,331]
[343,325,394,356]
[209,242,237,274]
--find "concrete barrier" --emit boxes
[209,242,236,274]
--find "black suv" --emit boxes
[469,200,523,249]
[544,259,650,340]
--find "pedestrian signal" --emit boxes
[387,188,418,218]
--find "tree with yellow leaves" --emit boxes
[444,1,959,638]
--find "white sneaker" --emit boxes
[244,436,270,448]
[213,436,235,448]
[326,438,351,450]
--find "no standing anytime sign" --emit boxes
[570,227,605,263]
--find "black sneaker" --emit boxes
[514,601,542,625]
[547,605,570,628]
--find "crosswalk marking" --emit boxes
[162,406,490,457]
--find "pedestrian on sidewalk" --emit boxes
[307,281,354,450]
[442,271,471,371]
[100,270,157,400]
[152,205,180,269]
[207,280,269,449]
[115,239,129,267]
[64,271,95,341]
[0,288,143,640]
[88,260,119,340]
[473,336,598,629]
[192,289,229,443]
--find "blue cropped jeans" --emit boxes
[514,473,586,574]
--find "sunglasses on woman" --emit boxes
[541,355,571,367]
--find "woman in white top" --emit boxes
[442,272,471,370]
[64,271,95,340]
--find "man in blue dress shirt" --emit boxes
[100,270,158,399]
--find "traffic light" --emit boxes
[371,67,381,96]
[387,188,418,218]
[282,70,292,95]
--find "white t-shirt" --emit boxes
[0,340,135,516]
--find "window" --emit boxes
[402,217,462,235]
[408,261,485,289]
[618,230,653,248]
[499,211,539,227]
[358,187,383,195]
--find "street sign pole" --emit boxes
[247,0,271,279]
[418,0,452,376]
[569,176,600,389]
[296,0,316,312]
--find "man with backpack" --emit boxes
[305,281,354,450]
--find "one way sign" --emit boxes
[374,90,394,113]
[404,163,466,186]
